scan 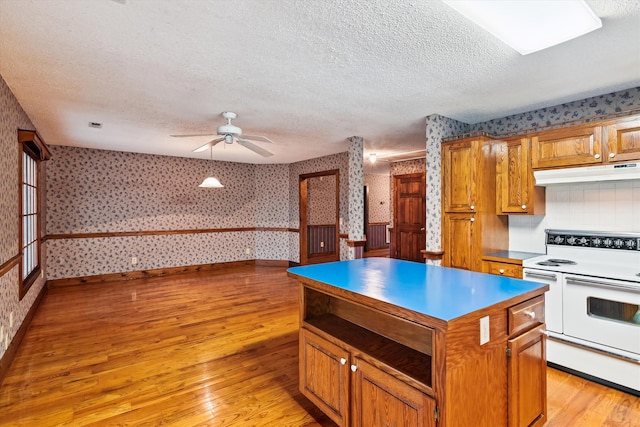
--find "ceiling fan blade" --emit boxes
[171,133,216,137]
[192,138,224,152]
[236,138,274,157]
[240,134,274,144]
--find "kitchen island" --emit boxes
[288,257,549,427]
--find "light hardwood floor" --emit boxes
[1,265,638,426]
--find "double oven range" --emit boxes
[522,229,640,396]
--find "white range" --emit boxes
[522,229,640,396]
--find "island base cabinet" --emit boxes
[353,357,436,427]
[299,328,350,427]
[507,325,547,427]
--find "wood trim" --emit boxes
[346,240,366,247]
[339,233,349,239]
[45,227,291,240]
[0,281,47,385]
[18,129,52,160]
[0,254,20,278]
[46,259,285,288]
[421,250,444,261]
[368,222,390,226]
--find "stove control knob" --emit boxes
[609,152,616,158]
[594,153,601,159]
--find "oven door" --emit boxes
[523,268,563,333]
[563,274,640,355]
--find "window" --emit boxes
[18,130,50,299]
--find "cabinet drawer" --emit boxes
[483,261,522,279]
[508,295,544,337]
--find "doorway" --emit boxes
[392,172,426,262]
[299,170,340,265]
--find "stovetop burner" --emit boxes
[536,258,577,267]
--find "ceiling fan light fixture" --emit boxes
[224,134,233,144]
[198,177,224,188]
[369,153,377,164]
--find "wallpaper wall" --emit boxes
[307,175,337,225]
[348,136,364,259]
[0,75,47,360]
[364,174,390,223]
[288,152,350,262]
[44,146,302,279]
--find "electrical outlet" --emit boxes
[320,241,324,248]
[131,257,138,265]
[9,312,13,329]
[480,316,490,345]
[245,248,251,255]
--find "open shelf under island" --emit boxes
[288,257,549,427]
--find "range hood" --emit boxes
[534,162,640,186]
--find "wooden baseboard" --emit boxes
[0,283,48,386]
[47,260,291,288]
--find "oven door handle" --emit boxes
[524,271,558,281]
[565,276,640,293]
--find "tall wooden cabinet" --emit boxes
[442,136,508,271]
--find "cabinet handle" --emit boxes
[499,269,505,274]
[521,204,527,210]
[594,153,601,159]
[340,358,347,365]
[609,152,616,158]
[470,218,475,222]
[351,364,358,372]
[470,205,475,210]
[524,310,536,319]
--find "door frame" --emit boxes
[299,169,340,265]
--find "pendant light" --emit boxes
[199,144,224,188]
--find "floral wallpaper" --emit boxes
[471,87,640,135]
[308,175,337,225]
[0,75,47,361]
[365,174,390,223]
[348,136,364,259]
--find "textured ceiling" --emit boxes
[1,0,639,165]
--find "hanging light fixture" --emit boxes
[369,153,377,164]
[199,144,224,188]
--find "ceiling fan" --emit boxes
[171,111,274,157]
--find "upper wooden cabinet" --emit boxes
[497,138,545,215]
[606,118,640,163]
[442,139,477,213]
[531,124,603,169]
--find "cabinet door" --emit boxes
[442,213,475,270]
[352,358,436,427]
[531,126,603,169]
[507,325,547,427]
[497,138,544,215]
[443,140,477,213]
[606,119,640,163]
[299,328,350,427]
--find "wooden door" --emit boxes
[352,357,435,427]
[443,139,476,213]
[531,125,603,169]
[299,328,350,427]
[442,213,475,270]
[393,173,425,262]
[507,326,547,427]
[606,119,640,163]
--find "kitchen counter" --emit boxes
[288,258,549,426]
[483,250,544,264]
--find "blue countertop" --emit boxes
[288,258,548,322]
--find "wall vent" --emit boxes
[88,122,103,129]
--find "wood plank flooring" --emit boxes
[1,265,638,426]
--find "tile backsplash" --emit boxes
[509,180,640,254]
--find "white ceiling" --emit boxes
[1,0,639,165]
